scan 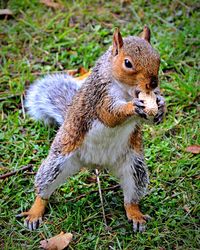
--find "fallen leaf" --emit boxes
[185,145,200,154]
[67,69,79,76]
[120,0,132,5]
[86,175,97,183]
[138,9,145,19]
[40,232,73,250]
[79,67,88,76]
[40,0,63,10]
[0,9,13,16]
[67,67,90,78]
[183,205,190,213]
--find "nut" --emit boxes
[138,91,158,116]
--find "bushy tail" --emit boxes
[25,74,82,126]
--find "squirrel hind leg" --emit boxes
[19,132,82,230]
[116,149,149,232]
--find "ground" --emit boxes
[0,0,199,249]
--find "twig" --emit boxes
[67,184,120,202]
[0,165,34,180]
[130,5,142,23]
[24,171,36,175]
[154,14,177,30]
[95,169,108,229]
[176,0,190,10]
[21,94,26,119]
[0,93,21,101]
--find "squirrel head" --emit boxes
[111,26,160,93]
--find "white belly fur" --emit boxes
[79,118,138,168]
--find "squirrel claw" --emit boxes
[134,99,147,119]
[132,214,151,233]
[24,216,42,231]
[153,94,165,124]
[125,203,151,233]
[16,211,43,230]
[135,107,147,119]
[17,196,47,230]
[134,99,145,108]
[154,114,163,124]
[16,213,24,218]
[154,108,165,124]
[156,95,165,107]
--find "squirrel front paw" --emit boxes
[154,94,166,124]
[16,196,47,230]
[133,99,147,119]
[125,203,151,232]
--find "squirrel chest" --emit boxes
[78,118,138,168]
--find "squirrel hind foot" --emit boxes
[125,203,151,232]
[17,196,47,230]
[130,213,151,232]
[24,214,43,231]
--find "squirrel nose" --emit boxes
[149,76,158,89]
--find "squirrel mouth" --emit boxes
[127,87,141,99]
[135,88,141,98]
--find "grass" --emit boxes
[0,0,200,249]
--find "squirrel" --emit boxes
[19,26,166,232]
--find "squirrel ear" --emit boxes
[112,28,123,56]
[141,25,151,43]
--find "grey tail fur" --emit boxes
[25,74,83,126]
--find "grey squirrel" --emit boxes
[20,26,166,232]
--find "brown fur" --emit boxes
[140,25,151,43]
[112,42,160,91]
[22,27,165,231]
[60,79,96,154]
[112,27,160,93]
[112,28,123,56]
[54,29,160,155]
[97,95,135,127]
[21,196,47,222]
[129,126,143,154]
[124,203,146,223]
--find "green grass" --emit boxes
[0,0,200,249]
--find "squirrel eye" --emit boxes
[124,59,133,68]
